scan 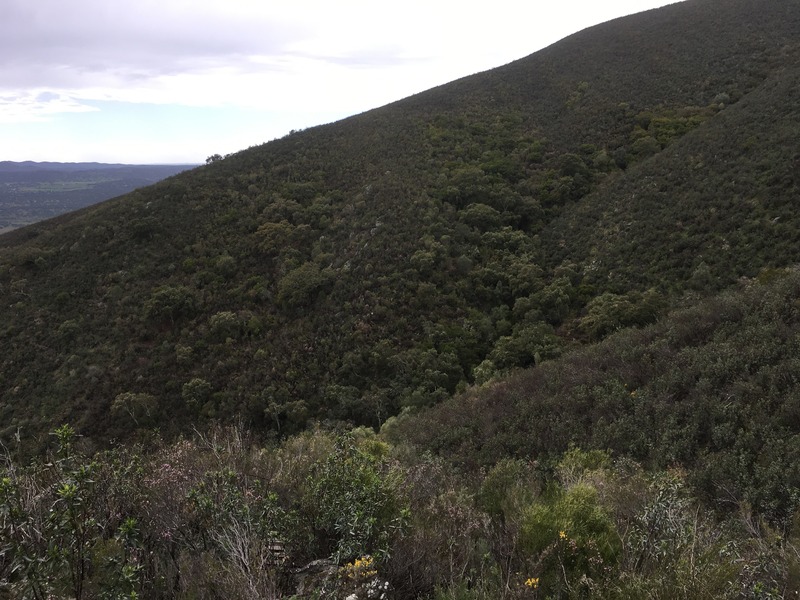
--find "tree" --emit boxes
[111,392,158,426]
[143,285,197,326]
[276,262,333,309]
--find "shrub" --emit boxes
[476,458,537,523]
[275,262,333,309]
[297,435,408,564]
[182,378,213,409]
[143,285,197,325]
[111,392,158,426]
[208,310,241,341]
[519,482,621,595]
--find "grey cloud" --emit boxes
[0,0,307,88]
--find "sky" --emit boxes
[1,0,679,165]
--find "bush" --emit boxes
[143,285,197,325]
[111,392,158,426]
[208,310,241,341]
[182,378,213,409]
[275,261,333,309]
[297,435,408,563]
[519,483,621,595]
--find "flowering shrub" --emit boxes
[519,483,620,595]
[340,555,379,581]
[524,576,539,589]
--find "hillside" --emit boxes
[4,0,800,597]
[545,60,800,293]
[389,267,800,525]
[6,271,800,597]
[1,0,799,446]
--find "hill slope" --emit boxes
[1,0,799,445]
[388,267,800,523]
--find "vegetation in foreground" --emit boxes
[2,424,799,600]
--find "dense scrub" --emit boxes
[3,425,799,599]
[388,268,800,527]
[5,271,800,597]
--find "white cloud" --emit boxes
[2,0,440,119]
[1,0,680,115]
[0,91,98,123]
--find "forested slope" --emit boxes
[0,0,798,449]
[389,268,800,525]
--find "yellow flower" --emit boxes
[559,530,567,540]
[524,577,539,588]
[340,555,377,581]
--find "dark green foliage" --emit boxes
[476,458,536,521]
[578,289,665,340]
[298,435,407,563]
[0,425,146,599]
[182,378,212,410]
[144,285,197,326]
[275,261,333,310]
[390,269,800,526]
[111,392,158,426]
[520,483,621,593]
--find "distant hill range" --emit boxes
[0,161,197,231]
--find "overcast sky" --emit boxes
[1,0,679,164]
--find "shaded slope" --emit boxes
[545,59,800,293]
[386,268,800,523]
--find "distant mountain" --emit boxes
[0,0,798,454]
[0,161,130,172]
[0,161,197,231]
